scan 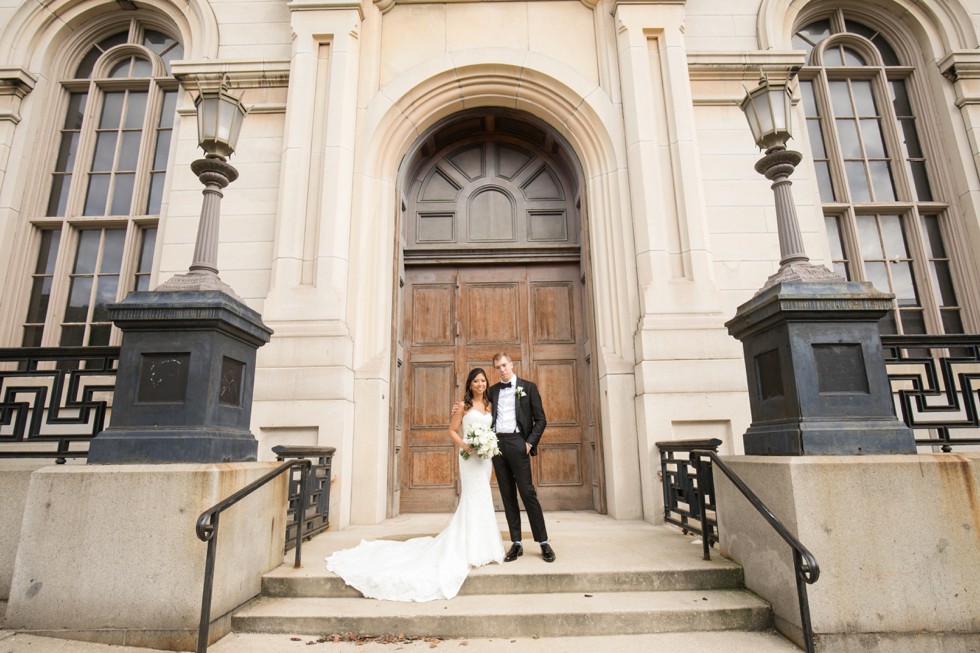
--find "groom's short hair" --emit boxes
[492,352,511,365]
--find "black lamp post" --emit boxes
[88,84,271,464]
[724,76,914,456]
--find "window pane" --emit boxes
[92,132,117,171]
[147,172,165,215]
[92,276,119,321]
[922,216,946,258]
[941,310,964,334]
[132,58,152,78]
[84,174,110,215]
[851,81,876,116]
[829,81,853,116]
[890,81,912,116]
[899,120,922,157]
[834,262,850,279]
[110,173,135,214]
[60,325,85,346]
[64,276,93,322]
[74,230,101,274]
[880,215,906,257]
[137,227,156,274]
[47,175,71,217]
[102,229,126,272]
[857,216,882,258]
[22,326,44,347]
[836,119,862,157]
[842,47,866,66]
[55,132,80,171]
[816,163,835,202]
[109,58,131,78]
[65,93,88,130]
[865,260,888,292]
[26,277,53,323]
[119,131,142,170]
[825,216,846,259]
[125,92,147,129]
[801,81,818,116]
[159,91,177,128]
[152,131,171,168]
[846,161,871,202]
[891,261,919,306]
[931,261,958,306]
[37,230,62,274]
[910,162,932,202]
[900,310,926,334]
[860,119,886,158]
[824,47,844,67]
[88,324,112,346]
[100,92,124,129]
[869,161,895,201]
[878,310,898,335]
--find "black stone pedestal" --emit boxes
[88,291,273,464]
[725,280,915,455]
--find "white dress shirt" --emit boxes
[495,380,518,433]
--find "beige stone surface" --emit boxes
[717,454,980,651]
[4,464,287,650]
[0,463,46,600]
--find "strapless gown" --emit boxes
[325,410,504,601]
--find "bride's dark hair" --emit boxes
[463,367,491,413]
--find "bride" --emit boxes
[325,367,504,601]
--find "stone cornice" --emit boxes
[373,0,598,15]
[938,50,980,82]
[171,60,291,90]
[287,0,364,18]
[0,67,37,124]
[687,51,805,82]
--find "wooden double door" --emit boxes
[398,263,597,513]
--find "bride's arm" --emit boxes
[448,403,472,453]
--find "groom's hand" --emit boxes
[450,401,462,416]
[526,442,532,455]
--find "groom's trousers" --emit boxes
[493,433,548,543]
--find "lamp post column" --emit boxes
[189,157,237,275]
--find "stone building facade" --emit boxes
[2,0,979,528]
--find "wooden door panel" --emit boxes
[411,284,455,346]
[530,283,576,344]
[466,283,521,345]
[401,263,593,513]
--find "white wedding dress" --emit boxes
[325,409,504,601]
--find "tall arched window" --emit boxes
[21,19,181,347]
[794,9,964,335]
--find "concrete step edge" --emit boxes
[262,567,745,598]
[232,590,774,638]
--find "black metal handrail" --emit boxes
[195,458,311,653]
[656,438,721,543]
[690,449,819,653]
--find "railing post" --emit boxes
[692,453,711,562]
[293,462,309,568]
[196,515,219,653]
[794,549,816,653]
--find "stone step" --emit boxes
[232,589,774,639]
[210,631,802,652]
[263,566,744,598]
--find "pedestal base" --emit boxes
[87,291,272,464]
[4,464,287,650]
[716,455,980,651]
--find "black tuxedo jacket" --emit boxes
[489,377,547,456]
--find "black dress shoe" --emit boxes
[504,543,523,562]
[540,542,556,563]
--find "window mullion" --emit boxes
[68,82,104,219]
[814,69,852,204]
[43,228,79,347]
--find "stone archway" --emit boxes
[393,109,602,514]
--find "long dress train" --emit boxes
[325,409,504,601]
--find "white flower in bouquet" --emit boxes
[460,423,501,460]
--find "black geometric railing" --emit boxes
[0,346,120,463]
[881,334,980,452]
[273,445,335,549]
[656,438,721,546]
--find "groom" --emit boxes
[489,352,555,563]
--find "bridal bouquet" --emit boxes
[460,423,501,460]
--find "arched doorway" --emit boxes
[393,110,603,514]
